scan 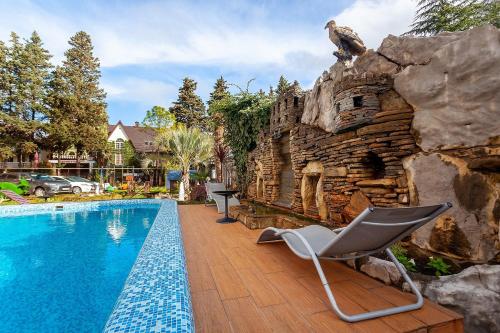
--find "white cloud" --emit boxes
[102,78,178,104]
[0,0,417,109]
[332,0,417,50]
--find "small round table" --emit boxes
[213,190,239,224]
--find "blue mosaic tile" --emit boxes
[104,200,194,333]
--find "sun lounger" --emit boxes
[257,203,452,322]
[206,182,240,213]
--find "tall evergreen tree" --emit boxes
[0,32,51,163]
[207,76,230,130]
[56,31,108,171]
[46,66,74,163]
[0,40,14,161]
[276,75,291,96]
[169,77,207,130]
[208,76,229,107]
[406,0,499,35]
[23,31,52,123]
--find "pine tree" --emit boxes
[169,77,207,130]
[406,0,499,35]
[0,40,15,161]
[46,66,74,162]
[207,76,230,130]
[276,75,291,96]
[1,32,51,163]
[23,32,52,123]
[208,76,229,107]
[57,31,108,172]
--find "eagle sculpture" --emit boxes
[325,20,366,64]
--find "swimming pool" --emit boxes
[0,200,193,333]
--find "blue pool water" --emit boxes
[0,205,160,333]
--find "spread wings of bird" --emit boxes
[334,26,366,55]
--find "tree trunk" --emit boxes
[182,171,190,200]
[76,149,81,176]
[58,152,61,176]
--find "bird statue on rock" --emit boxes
[325,20,366,65]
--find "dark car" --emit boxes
[0,172,72,197]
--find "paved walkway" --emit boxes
[179,204,463,333]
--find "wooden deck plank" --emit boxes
[266,271,328,315]
[298,276,398,333]
[236,268,285,307]
[191,290,232,333]
[179,205,463,333]
[186,259,216,293]
[334,281,427,332]
[209,263,250,300]
[371,286,460,327]
[259,303,314,333]
[222,297,272,333]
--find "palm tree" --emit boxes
[156,124,213,200]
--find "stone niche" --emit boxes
[255,161,265,200]
[301,161,328,221]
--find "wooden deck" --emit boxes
[179,205,463,333]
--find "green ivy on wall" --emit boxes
[210,91,274,191]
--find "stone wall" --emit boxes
[246,25,499,263]
[248,76,418,223]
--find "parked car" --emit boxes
[0,172,72,197]
[53,176,97,194]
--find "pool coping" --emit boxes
[0,199,194,333]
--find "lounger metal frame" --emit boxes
[258,203,452,322]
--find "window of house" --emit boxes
[336,103,340,113]
[115,138,124,150]
[115,153,123,166]
[293,96,299,107]
[353,96,363,107]
[285,99,288,108]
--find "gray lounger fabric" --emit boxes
[257,202,452,322]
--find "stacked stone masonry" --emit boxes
[248,75,417,224]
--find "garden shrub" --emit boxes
[426,256,451,276]
[190,184,207,201]
[390,243,417,272]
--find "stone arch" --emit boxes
[301,161,328,221]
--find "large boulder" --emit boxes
[403,153,499,262]
[377,31,463,66]
[301,62,351,132]
[423,265,500,333]
[360,256,402,285]
[394,25,500,151]
[353,49,399,76]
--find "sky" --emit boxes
[0,0,417,125]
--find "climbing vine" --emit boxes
[210,91,274,191]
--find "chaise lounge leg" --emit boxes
[272,228,424,322]
[312,249,424,322]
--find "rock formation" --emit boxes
[422,265,500,333]
[247,25,499,263]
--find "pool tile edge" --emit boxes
[104,200,194,333]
